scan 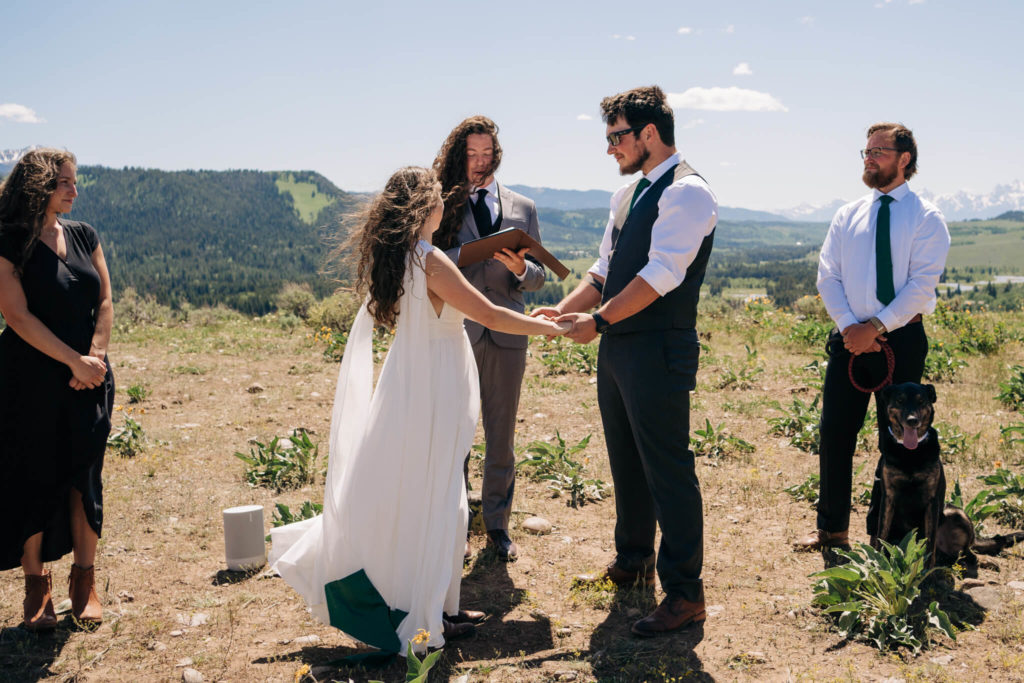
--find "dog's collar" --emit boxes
[888,426,930,446]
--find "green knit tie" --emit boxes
[629,178,651,212]
[876,195,896,305]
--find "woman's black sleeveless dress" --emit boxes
[0,220,114,570]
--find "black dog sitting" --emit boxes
[871,382,945,565]
[872,381,1024,573]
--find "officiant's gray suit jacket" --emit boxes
[443,182,545,531]
[444,184,546,348]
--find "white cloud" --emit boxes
[799,16,815,26]
[724,24,735,33]
[733,62,753,76]
[720,161,735,167]
[611,34,621,39]
[668,86,788,112]
[0,103,44,124]
[678,26,693,35]
[625,35,635,40]
[577,114,593,121]
[682,118,705,129]
[909,0,926,4]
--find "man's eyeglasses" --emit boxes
[860,147,899,160]
[606,125,646,146]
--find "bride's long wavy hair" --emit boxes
[346,166,440,328]
[431,116,502,250]
[0,148,77,275]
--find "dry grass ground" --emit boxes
[1,298,1023,682]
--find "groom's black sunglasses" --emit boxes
[606,125,646,146]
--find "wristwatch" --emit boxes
[869,316,887,334]
[592,312,610,333]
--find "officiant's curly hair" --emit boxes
[347,166,439,328]
[431,115,503,250]
[0,148,77,275]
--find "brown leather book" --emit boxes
[456,228,570,280]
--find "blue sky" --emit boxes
[2,0,1020,211]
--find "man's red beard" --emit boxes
[862,164,898,189]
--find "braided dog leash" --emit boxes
[848,339,895,393]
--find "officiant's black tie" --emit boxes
[472,189,495,236]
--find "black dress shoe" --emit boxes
[442,618,475,641]
[487,529,518,561]
[444,609,486,624]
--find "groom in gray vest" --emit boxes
[433,116,547,561]
[534,86,717,636]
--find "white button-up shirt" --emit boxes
[817,182,950,333]
[588,152,718,296]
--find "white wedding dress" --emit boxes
[269,241,479,654]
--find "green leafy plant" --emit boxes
[855,411,878,452]
[933,420,980,459]
[107,417,146,457]
[810,532,956,653]
[922,340,968,383]
[768,394,821,453]
[716,345,764,390]
[534,336,599,375]
[788,318,832,348]
[125,383,149,404]
[947,480,1001,536]
[367,635,440,683]
[265,501,323,541]
[977,468,1024,527]
[996,364,1024,411]
[1000,422,1024,447]
[234,428,323,492]
[517,432,606,507]
[690,419,754,461]
[931,299,1010,356]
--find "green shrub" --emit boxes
[534,337,599,375]
[768,395,821,453]
[922,340,968,383]
[716,345,764,390]
[517,432,607,507]
[275,282,316,319]
[107,416,145,457]
[977,468,1024,527]
[690,419,754,460]
[306,290,361,334]
[996,365,1024,411]
[811,532,956,653]
[234,428,323,492]
[265,501,324,540]
[125,383,149,404]
[946,480,1002,536]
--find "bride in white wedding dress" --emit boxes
[269,166,566,655]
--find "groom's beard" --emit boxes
[620,146,650,176]
[862,164,898,190]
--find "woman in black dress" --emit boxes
[0,149,114,630]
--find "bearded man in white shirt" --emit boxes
[533,85,717,636]
[794,122,950,553]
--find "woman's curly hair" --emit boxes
[344,166,440,328]
[431,116,502,250]
[0,148,76,274]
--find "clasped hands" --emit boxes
[69,349,107,391]
[531,308,599,344]
[841,322,886,356]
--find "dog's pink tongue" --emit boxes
[903,428,919,450]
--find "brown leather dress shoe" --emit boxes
[69,564,103,624]
[574,558,656,588]
[444,609,486,624]
[631,595,706,637]
[487,530,518,562]
[793,529,850,552]
[442,618,475,641]
[23,570,58,632]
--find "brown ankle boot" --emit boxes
[69,564,103,624]
[23,570,58,631]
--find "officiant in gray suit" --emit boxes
[432,116,546,561]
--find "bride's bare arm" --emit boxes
[424,250,566,337]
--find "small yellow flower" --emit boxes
[994,460,1003,468]
[114,405,123,412]
[294,663,310,682]
[411,628,430,644]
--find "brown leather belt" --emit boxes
[908,313,922,324]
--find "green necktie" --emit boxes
[875,195,896,305]
[629,178,651,212]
